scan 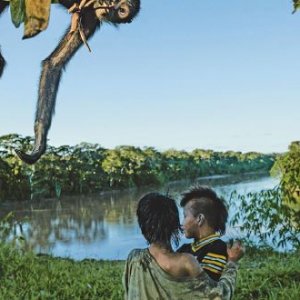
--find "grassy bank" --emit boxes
[235,247,300,299]
[0,244,299,299]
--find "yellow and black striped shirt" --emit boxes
[177,233,228,281]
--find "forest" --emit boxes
[0,134,275,201]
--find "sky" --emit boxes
[0,0,300,153]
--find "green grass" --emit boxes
[235,247,300,299]
[0,244,299,299]
[0,245,124,300]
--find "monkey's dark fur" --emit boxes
[0,0,140,164]
[0,1,8,77]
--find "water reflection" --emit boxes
[0,173,279,260]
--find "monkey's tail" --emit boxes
[16,59,62,164]
[15,18,96,164]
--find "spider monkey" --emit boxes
[0,0,140,164]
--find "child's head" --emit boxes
[180,186,228,238]
[137,192,181,248]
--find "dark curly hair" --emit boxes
[180,186,228,235]
[137,192,181,248]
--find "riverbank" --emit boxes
[0,244,299,299]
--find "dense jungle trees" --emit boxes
[0,134,275,201]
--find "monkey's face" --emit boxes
[95,0,140,24]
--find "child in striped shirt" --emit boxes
[177,186,228,281]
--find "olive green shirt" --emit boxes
[123,248,237,300]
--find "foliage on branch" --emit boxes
[230,187,299,250]
[230,141,300,250]
[271,141,300,208]
[293,0,300,13]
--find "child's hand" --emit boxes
[227,240,245,262]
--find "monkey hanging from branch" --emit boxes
[0,0,140,164]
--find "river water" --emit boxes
[0,173,279,260]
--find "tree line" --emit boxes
[0,134,275,201]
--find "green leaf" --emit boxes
[293,0,300,13]
[10,0,25,28]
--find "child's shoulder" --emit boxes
[206,238,227,258]
[211,238,227,248]
[209,239,227,253]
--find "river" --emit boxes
[0,173,279,260]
